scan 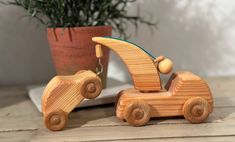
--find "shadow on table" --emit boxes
[65,81,235,129]
[0,86,29,109]
[210,97,235,121]
[64,78,125,130]
[66,103,115,129]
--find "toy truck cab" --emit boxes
[116,72,213,126]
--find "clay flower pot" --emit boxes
[47,26,112,87]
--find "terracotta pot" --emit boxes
[47,26,112,87]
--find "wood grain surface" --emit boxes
[116,72,213,126]
[42,70,102,131]
[92,37,162,91]
[0,76,234,141]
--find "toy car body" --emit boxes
[42,70,102,131]
[116,72,213,126]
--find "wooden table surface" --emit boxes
[0,76,235,142]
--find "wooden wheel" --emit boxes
[183,97,210,124]
[124,101,150,126]
[44,110,68,131]
[115,91,123,108]
[80,76,102,99]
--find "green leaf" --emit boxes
[4,0,156,39]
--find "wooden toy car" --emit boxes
[42,70,102,131]
[92,37,213,126]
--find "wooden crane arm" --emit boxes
[92,37,162,91]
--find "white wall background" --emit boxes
[0,0,235,85]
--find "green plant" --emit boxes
[7,0,155,38]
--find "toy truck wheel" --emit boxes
[115,91,123,108]
[80,76,102,99]
[183,97,210,124]
[44,110,68,131]
[124,101,150,126]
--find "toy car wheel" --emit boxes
[183,97,210,124]
[44,110,68,131]
[124,101,150,126]
[80,76,102,99]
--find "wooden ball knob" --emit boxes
[158,58,173,74]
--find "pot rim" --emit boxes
[47,25,112,30]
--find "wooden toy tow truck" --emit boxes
[92,37,213,126]
[42,37,213,131]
